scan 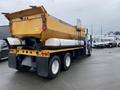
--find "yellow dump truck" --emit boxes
[4,6,92,79]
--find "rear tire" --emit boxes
[62,53,71,71]
[48,56,60,79]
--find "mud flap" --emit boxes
[36,57,49,77]
[8,53,17,69]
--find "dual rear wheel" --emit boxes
[48,53,71,79]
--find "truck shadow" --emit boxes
[72,55,90,64]
[12,55,90,80]
[10,56,90,78]
[5,56,92,90]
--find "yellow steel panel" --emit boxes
[12,14,42,38]
[10,47,83,58]
[10,49,50,57]
[5,6,86,44]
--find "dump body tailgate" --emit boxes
[5,6,47,38]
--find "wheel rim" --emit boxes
[65,56,71,67]
[52,60,59,74]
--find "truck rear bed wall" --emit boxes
[11,14,42,38]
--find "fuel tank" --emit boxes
[45,38,84,47]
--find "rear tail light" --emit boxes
[42,25,47,31]
[41,15,47,31]
[41,51,49,57]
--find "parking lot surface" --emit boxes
[0,48,120,90]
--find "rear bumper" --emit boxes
[8,53,49,77]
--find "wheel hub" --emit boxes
[66,56,71,67]
[52,60,59,74]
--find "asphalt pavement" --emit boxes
[0,48,120,90]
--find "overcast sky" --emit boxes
[0,0,120,34]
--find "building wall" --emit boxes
[0,25,10,39]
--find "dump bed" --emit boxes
[5,6,86,44]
